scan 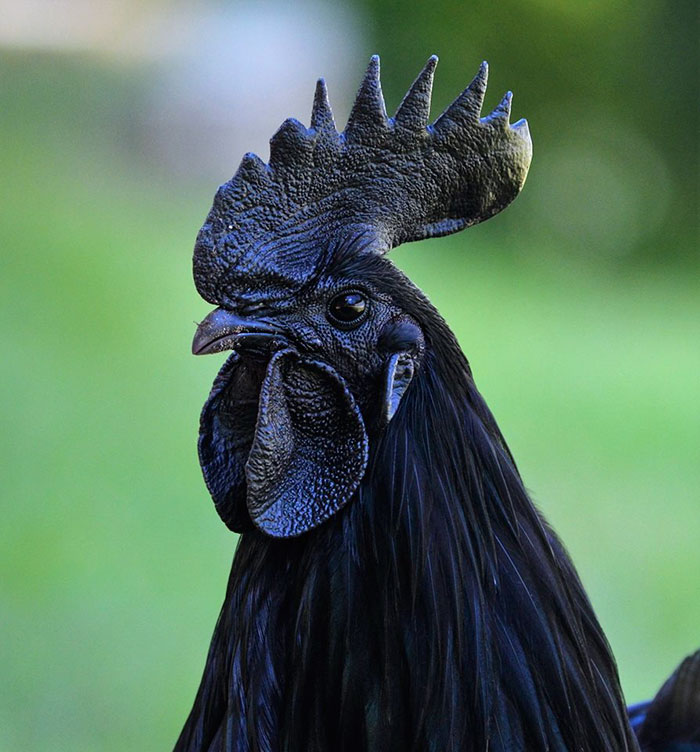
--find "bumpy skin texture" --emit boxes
[196,260,425,537]
[192,55,530,540]
[193,56,531,309]
[245,350,368,538]
[198,348,369,537]
[198,352,264,531]
[177,56,694,752]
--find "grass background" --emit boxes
[1,6,698,748]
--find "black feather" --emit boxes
[634,650,700,751]
[176,261,638,751]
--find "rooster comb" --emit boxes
[194,55,532,305]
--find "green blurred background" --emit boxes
[1,0,698,749]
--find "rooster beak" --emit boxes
[192,307,283,356]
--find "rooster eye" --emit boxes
[327,290,368,328]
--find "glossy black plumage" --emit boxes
[630,651,700,752]
[176,56,697,751]
[179,257,640,751]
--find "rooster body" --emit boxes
[175,56,699,752]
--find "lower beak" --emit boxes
[192,307,283,356]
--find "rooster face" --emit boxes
[193,253,424,539]
[191,55,531,538]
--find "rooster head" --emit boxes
[191,55,532,538]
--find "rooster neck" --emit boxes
[177,340,639,752]
[335,342,637,751]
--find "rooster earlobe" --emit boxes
[380,352,416,427]
[245,350,369,538]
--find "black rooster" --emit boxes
[176,56,699,751]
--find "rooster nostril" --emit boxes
[288,323,322,350]
[238,301,271,317]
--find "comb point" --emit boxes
[345,54,388,141]
[311,78,336,132]
[395,54,439,131]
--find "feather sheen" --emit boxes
[175,275,639,752]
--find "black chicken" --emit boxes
[176,56,699,751]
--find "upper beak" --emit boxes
[192,307,283,355]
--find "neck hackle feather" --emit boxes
[178,56,640,752]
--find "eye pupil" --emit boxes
[328,291,368,326]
